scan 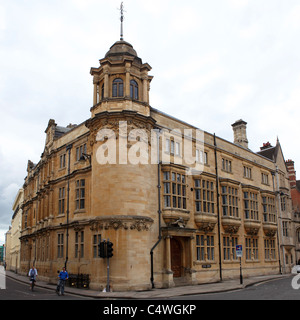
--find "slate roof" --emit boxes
[256,145,278,161]
[54,126,72,139]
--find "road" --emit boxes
[0,276,90,300]
[167,275,300,300]
[1,272,299,300]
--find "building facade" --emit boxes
[19,39,294,291]
[286,159,300,263]
[257,141,296,272]
[5,189,24,273]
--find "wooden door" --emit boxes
[171,238,182,278]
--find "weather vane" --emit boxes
[119,2,124,41]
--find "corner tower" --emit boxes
[86,37,157,290]
[90,40,153,117]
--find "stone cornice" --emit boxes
[20,215,154,240]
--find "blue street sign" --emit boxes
[236,245,242,257]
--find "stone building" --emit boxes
[286,159,300,263]
[5,189,23,273]
[257,141,296,272]
[19,38,294,291]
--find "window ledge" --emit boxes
[74,209,86,214]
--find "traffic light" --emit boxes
[98,241,107,258]
[107,241,114,258]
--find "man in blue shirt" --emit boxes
[57,267,69,295]
[28,265,38,289]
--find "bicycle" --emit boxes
[56,267,69,296]
[56,279,66,296]
[30,276,35,291]
[28,266,38,291]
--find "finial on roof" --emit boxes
[120,2,124,40]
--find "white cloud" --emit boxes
[0,183,19,204]
[169,6,200,35]
[71,0,100,10]
[181,67,225,94]
[0,230,8,245]
[239,23,260,39]
[285,4,300,29]
[0,5,6,30]
[227,0,249,8]
[225,84,254,111]
[135,0,172,16]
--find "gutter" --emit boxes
[274,166,285,274]
[214,134,223,281]
[65,143,72,269]
[150,129,162,289]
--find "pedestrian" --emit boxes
[57,267,69,296]
[28,265,38,289]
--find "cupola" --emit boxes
[90,39,153,118]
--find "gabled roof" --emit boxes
[257,138,288,173]
[257,145,278,161]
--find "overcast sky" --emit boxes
[1,0,300,245]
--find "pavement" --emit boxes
[4,269,291,299]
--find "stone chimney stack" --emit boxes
[286,159,296,189]
[231,119,248,149]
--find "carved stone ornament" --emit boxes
[221,216,241,234]
[194,212,217,232]
[223,225,240,234]
[262,222,277,237]
[168,217,186,228]
[73,224,85,232]
[109,220,126,230]
[264,229,277,237]
[244,220,261,236]
[89,216,153,232]
[130,219,151,231]
[85,111,157,146]
[198,222,216,233]
[245,227,260,236]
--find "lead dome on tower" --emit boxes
[104,40,142,64]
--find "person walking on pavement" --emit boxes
[57,267,69,295]
[28,265,38,289]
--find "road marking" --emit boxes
[15,290,34,296]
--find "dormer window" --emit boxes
[112,78,124,97]
[130,80,138,100]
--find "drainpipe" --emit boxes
[65,144,72,270]
[271,171,282,274]
[150,129,162,289]
[33,237,37,267]
[275,166,285,274]
[214,134,223,281]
